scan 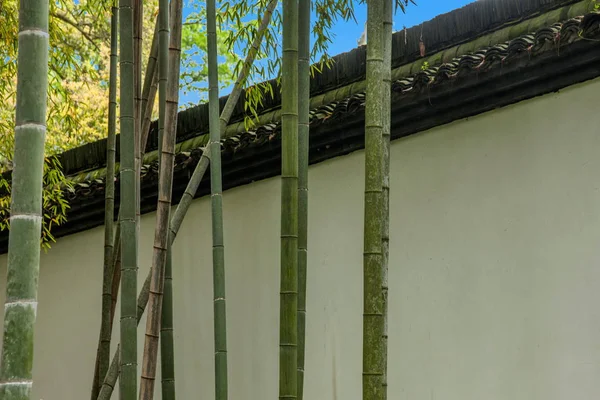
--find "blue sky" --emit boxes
[179,0,476,105]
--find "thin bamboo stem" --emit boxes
[141,20,160,146]
[0,0,49,396]
[160,243,176,400]
[138,0,182,396]
[98,278,152,400]
[296,0,310,399]
[381,1,392,399]
[91,2,119,398]
[158,1,177,399]
[280,0,299,399]
[363,1,384,400]
[208,0,228,397]
[156,0,169,165]
[218,0,279,129]
[133,0,142,283]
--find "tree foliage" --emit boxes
[0,0,150,248]
[0,0,416,248]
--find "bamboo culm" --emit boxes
[107,13,160,335]
[363,1,385,400]
[207,0,229,398]
[296,0,310,399]
[133,0,142,275]
[381,1,392,398]
[91,2,119,398]
[98,278,153,400]
[0,0,49,397]
[97,5,277,396]
[156,0,168,163]
[158,1,180,400]
[160,244,176,400]
[139,0,183,396]
[280,0,299,399]
[118,0,138,393]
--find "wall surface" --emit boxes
[1,77,600,400]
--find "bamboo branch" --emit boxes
[50,10,102,50]
[218,0,279,131]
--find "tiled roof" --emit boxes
[33,0,590,179]
[63,9,600,205]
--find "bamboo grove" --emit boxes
[0,0,414,398]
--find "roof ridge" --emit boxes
[60,7,600,192]
[11,0,582,180]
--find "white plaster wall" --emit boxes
[1,77,600,400]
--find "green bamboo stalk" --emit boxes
[218,0,278,128]
[158,1,180,398]
[139,0,182,396]
[363,1,384,400]
[381,0,392,398]
[296,0,310,399]
[207,0,228,397]
[280,0,299,399]
[98,278,153,400]
[141,19,160,149]
[156,0,169,163]
[98,6,277,397]
[91,2,119,398]
[108,13,159,338]
[133,0,142,290]
[160,243,176,400]
[0,0,49,397]
[134,0,143,136]
[119,0,138,395]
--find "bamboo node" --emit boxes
[0,380,33,385]
[9,213,42,222]
[15,122,46,132]
[18,29,49,38]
